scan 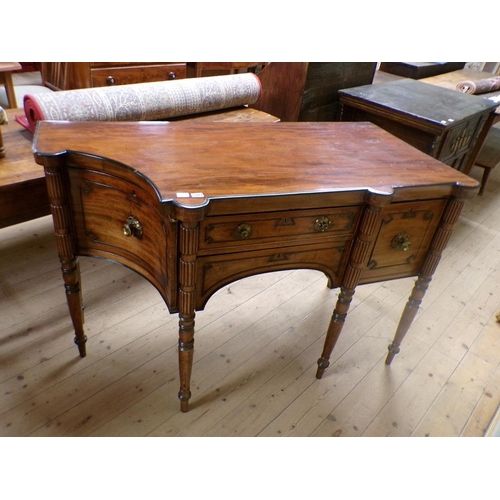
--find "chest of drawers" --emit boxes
[41,62,186,90]
[33,121,479,412]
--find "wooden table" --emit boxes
[339,79,499,175]
[33,120,479,412]
[0,107,278,229]
[0,108,50,228]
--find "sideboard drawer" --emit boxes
[199,207,362,253]
[360,199,447,283]
[195,240,352,308]
[90,63,186,87]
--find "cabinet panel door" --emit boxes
[359,199,446,283]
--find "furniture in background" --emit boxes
[250,62,377,121]
[418,69,500,193]
[41,62,265,90]
[379,62,466,79]
[0,62,22,108]
[0,108,51,227]
[33,120,479,413]
[41,62,187,90]
[186,62,266,78]
[339,79,498,174]
[473,125,500,195]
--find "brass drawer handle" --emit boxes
[391,232,411,251]
[234,223,252,239]
[123,216,143,238]
[314,216,332,232]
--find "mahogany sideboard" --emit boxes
[33,120,480,412]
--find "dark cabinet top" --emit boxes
[339,79,498,127]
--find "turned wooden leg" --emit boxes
[62,257,86,357]
[316,288,355,378]
[43,158,87,357]
[316,194,387,378]
[385,276,431,365]
[386,190,473,364]
[176,216,202,412]
[178,312,195,412]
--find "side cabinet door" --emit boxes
[66,164,178,310]
[359,199,447,284]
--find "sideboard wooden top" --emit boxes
[33,121,479,206]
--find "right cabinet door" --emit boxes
[359,199,447,284]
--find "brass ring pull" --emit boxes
[234,223,252,239]
[391,232,411,251]
[314,216,332,232]
[123,216,143,238]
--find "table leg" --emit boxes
[62,257,87,357]
[385,276,430,364]
[43,159,87,357]
[177,220,200,412]
[386,191,471,364]
[317,196,386,378]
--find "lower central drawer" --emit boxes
[195,241,352,309]
[198,207,362,253]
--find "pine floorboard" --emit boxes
[1,158,500,437]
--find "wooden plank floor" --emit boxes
[1,160,500,437]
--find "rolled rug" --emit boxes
[16,73,262,133]
[456,76,500,95]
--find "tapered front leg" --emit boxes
[385,276,430,364]
[177,217,201,412]
[317,194,388,378]
[386,192,471,364]
[178,312,195,412]
[43,158,86,357]
[316,288,355,378]
[62,257,86,357]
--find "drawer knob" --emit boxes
[314,216,332,232]
[391,232,412,252]
[168,72,177,80]
[235,223,252,239]
[123,216,143,238]
[106,76,116,85]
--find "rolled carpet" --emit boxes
[16,73,262,133]
[456,76,500,95]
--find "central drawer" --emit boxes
[198,207,362,253]
[195,240,353,309]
